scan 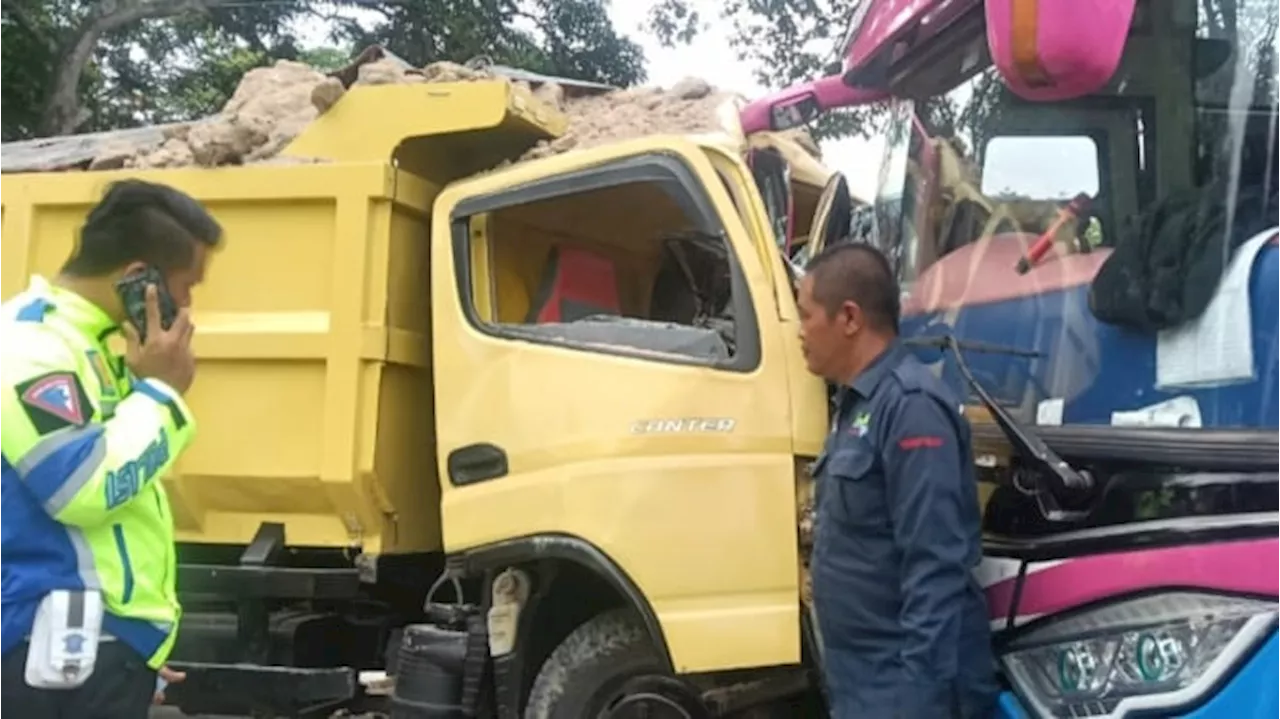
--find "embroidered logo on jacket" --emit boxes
[848,411,872,438]
[18,372,89,431]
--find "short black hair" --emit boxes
[805,242,900,334]
[61,179,222,277]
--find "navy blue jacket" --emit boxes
[811,341,998,719]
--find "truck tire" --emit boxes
[524,609,706,719]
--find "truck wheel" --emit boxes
[524,609,707,719]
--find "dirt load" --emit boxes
[85,55,742,171]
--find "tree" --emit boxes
[333,0,645,87]
[2,0,255,137]
[1,0,647,142]
[647,0,882,140]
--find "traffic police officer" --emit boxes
[1,180,221,717]
[798,243,997,719]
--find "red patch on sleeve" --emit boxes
[898,435,944,450]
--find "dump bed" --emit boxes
[0,80,565,554]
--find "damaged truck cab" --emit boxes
[1,75,838,717]
[422,133,830,718]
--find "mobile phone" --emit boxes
[114,266,178,343]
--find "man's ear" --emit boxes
[841,301,862,336]
[119,261,148,279]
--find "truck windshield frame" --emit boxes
[448,151,764,374]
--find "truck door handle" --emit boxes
[447,443,509,485]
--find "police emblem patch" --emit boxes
[19,372,88,428]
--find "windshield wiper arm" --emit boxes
[918,334,1094,521]
[903,336,1043,358]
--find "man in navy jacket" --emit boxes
[798,242,997,719]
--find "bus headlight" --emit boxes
[1001,591,1277,718]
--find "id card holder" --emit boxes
[25,589,105,689]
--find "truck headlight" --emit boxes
[1001,591,1277,718]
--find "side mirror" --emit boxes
[770,93,821,131]
[740,76,888,134]
[985,0,1136,101]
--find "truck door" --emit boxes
[430,139,803,672]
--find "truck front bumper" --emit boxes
[163,662,356,717]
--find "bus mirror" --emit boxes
[981,135,1100,201]
[985,0,1136,101]
[742,77,887,134]
[770,93,821,131]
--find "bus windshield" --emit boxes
[871,0,1278,431]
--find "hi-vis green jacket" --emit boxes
[0,276,195,669]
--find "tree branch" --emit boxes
[1,0,57,51]
[40,0,242,136]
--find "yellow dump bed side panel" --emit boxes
[0,164,439,554]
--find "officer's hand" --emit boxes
[124,284,196,394]
[153,665,187,705]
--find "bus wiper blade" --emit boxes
[931,334,1094,521]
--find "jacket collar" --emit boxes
[28,275,119,339]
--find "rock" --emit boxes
[533,82,565,112]
[133,138,195,169]
[184,120,264,167]
[421,61,490,83]
[355,59,415,86]
[88,143,137,171]
[670,77,712,100]
[311,77,346,113]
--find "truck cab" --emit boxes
[1,74,839,718]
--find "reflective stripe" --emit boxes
[25,633,117,642]
[67,528,103,591]
[112,524,135,604]
[16,426,107,516]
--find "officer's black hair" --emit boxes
[805,242,900,334]
[60,179,223,277]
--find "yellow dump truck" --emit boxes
[0,77,857,717]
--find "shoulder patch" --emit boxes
[17,372,91,433]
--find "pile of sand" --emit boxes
[515,76,727,162]
[87,56,741,171]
